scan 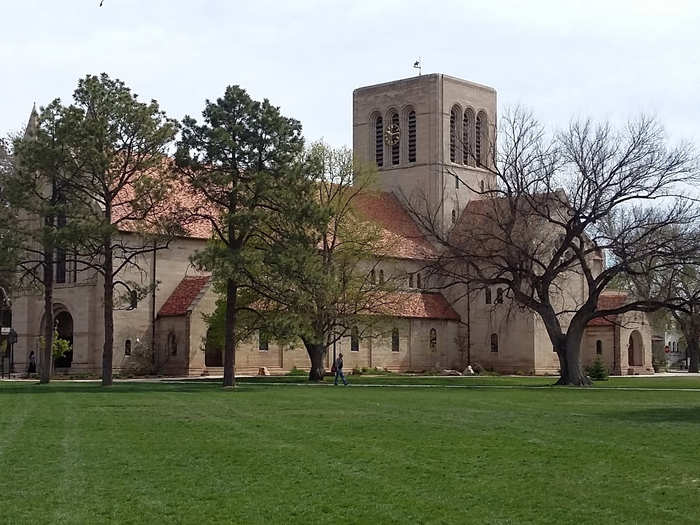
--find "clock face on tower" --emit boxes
[384,124,400,146]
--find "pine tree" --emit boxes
[6,102,81,383]
[175,85,304,389]
[58,74,178,386]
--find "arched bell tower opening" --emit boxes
[353,73,497,231]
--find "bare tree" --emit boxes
[245,143,400,380]
[406,108,700,385]
[621,261,700,373]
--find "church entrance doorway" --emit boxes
[204,329,222,367]
[54,310,74,369]
[628,330,643,368]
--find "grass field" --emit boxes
[2,378,700,524]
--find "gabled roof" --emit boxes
[158,276,211,317]
[377,291,460,321]
[353,191,436,260]
[115,165,435,259]
[587,291,627,327]
[113,163,212,240]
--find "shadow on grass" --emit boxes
[0,381,263,395]
[601,406,700,424]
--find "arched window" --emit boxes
[496,288,504,303]
[455,175,459,189]
[596,340,603,355]
[71,249,78,283]
[463,108,475,165]
[258,330,269,351]
[391,112,400,166]
[351,326,359,352]
[379,269,385,284]
[416,273,422,289]
[673,341,677,352]
[475,113,483,167]
[480,180,485,193]
[451,209,456,224]
[56,248,67,284]
[450,106,458,162]
[370,269,376,284]
[490,333,499,353]
[485,288,492,304]
[408,273,414,288]
[430,328,437,351]
[375,115,383,168]
[392,328,400,352]
[124,339,132,356]
[168,332,177,356]
[408,110,416,163]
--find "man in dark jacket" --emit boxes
[334,353,348,386]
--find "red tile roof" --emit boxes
[114,178,213,240]
[377,291,460,321]
[158,276,211,317]
[587,292,627,327]
[353,191,436,260]
[115,164,434,256]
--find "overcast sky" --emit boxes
[2,0,699,148]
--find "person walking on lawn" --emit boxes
[334,353,348,386]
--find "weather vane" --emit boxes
[413,58,422,76]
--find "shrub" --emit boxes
[287,367,307,376]
[652,355,667,373]
[360,367,392,375]
[585,358,609,381]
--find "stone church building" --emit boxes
[10,73,654,376]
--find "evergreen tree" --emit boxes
[5,102,81,383]
[59,74,178,387]
[175,85,304,389]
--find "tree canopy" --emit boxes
[406,108,700,385]
[175,85,305,388]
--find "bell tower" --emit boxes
[352,73,497,228]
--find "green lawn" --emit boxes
[2,379,700,524]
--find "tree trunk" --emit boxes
[223,278,237,389]
[688,338,699,374]
[304,340,327,381]
[679,318,700,374]
[101,241,114,387]
[40,254,53,384]
[554,326,592,386]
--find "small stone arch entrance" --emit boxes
[628,330,644,368]
[204,328,222,367]
[54,310,74,368]
[41,306,74,369]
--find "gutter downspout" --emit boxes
[150,242,157,367]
